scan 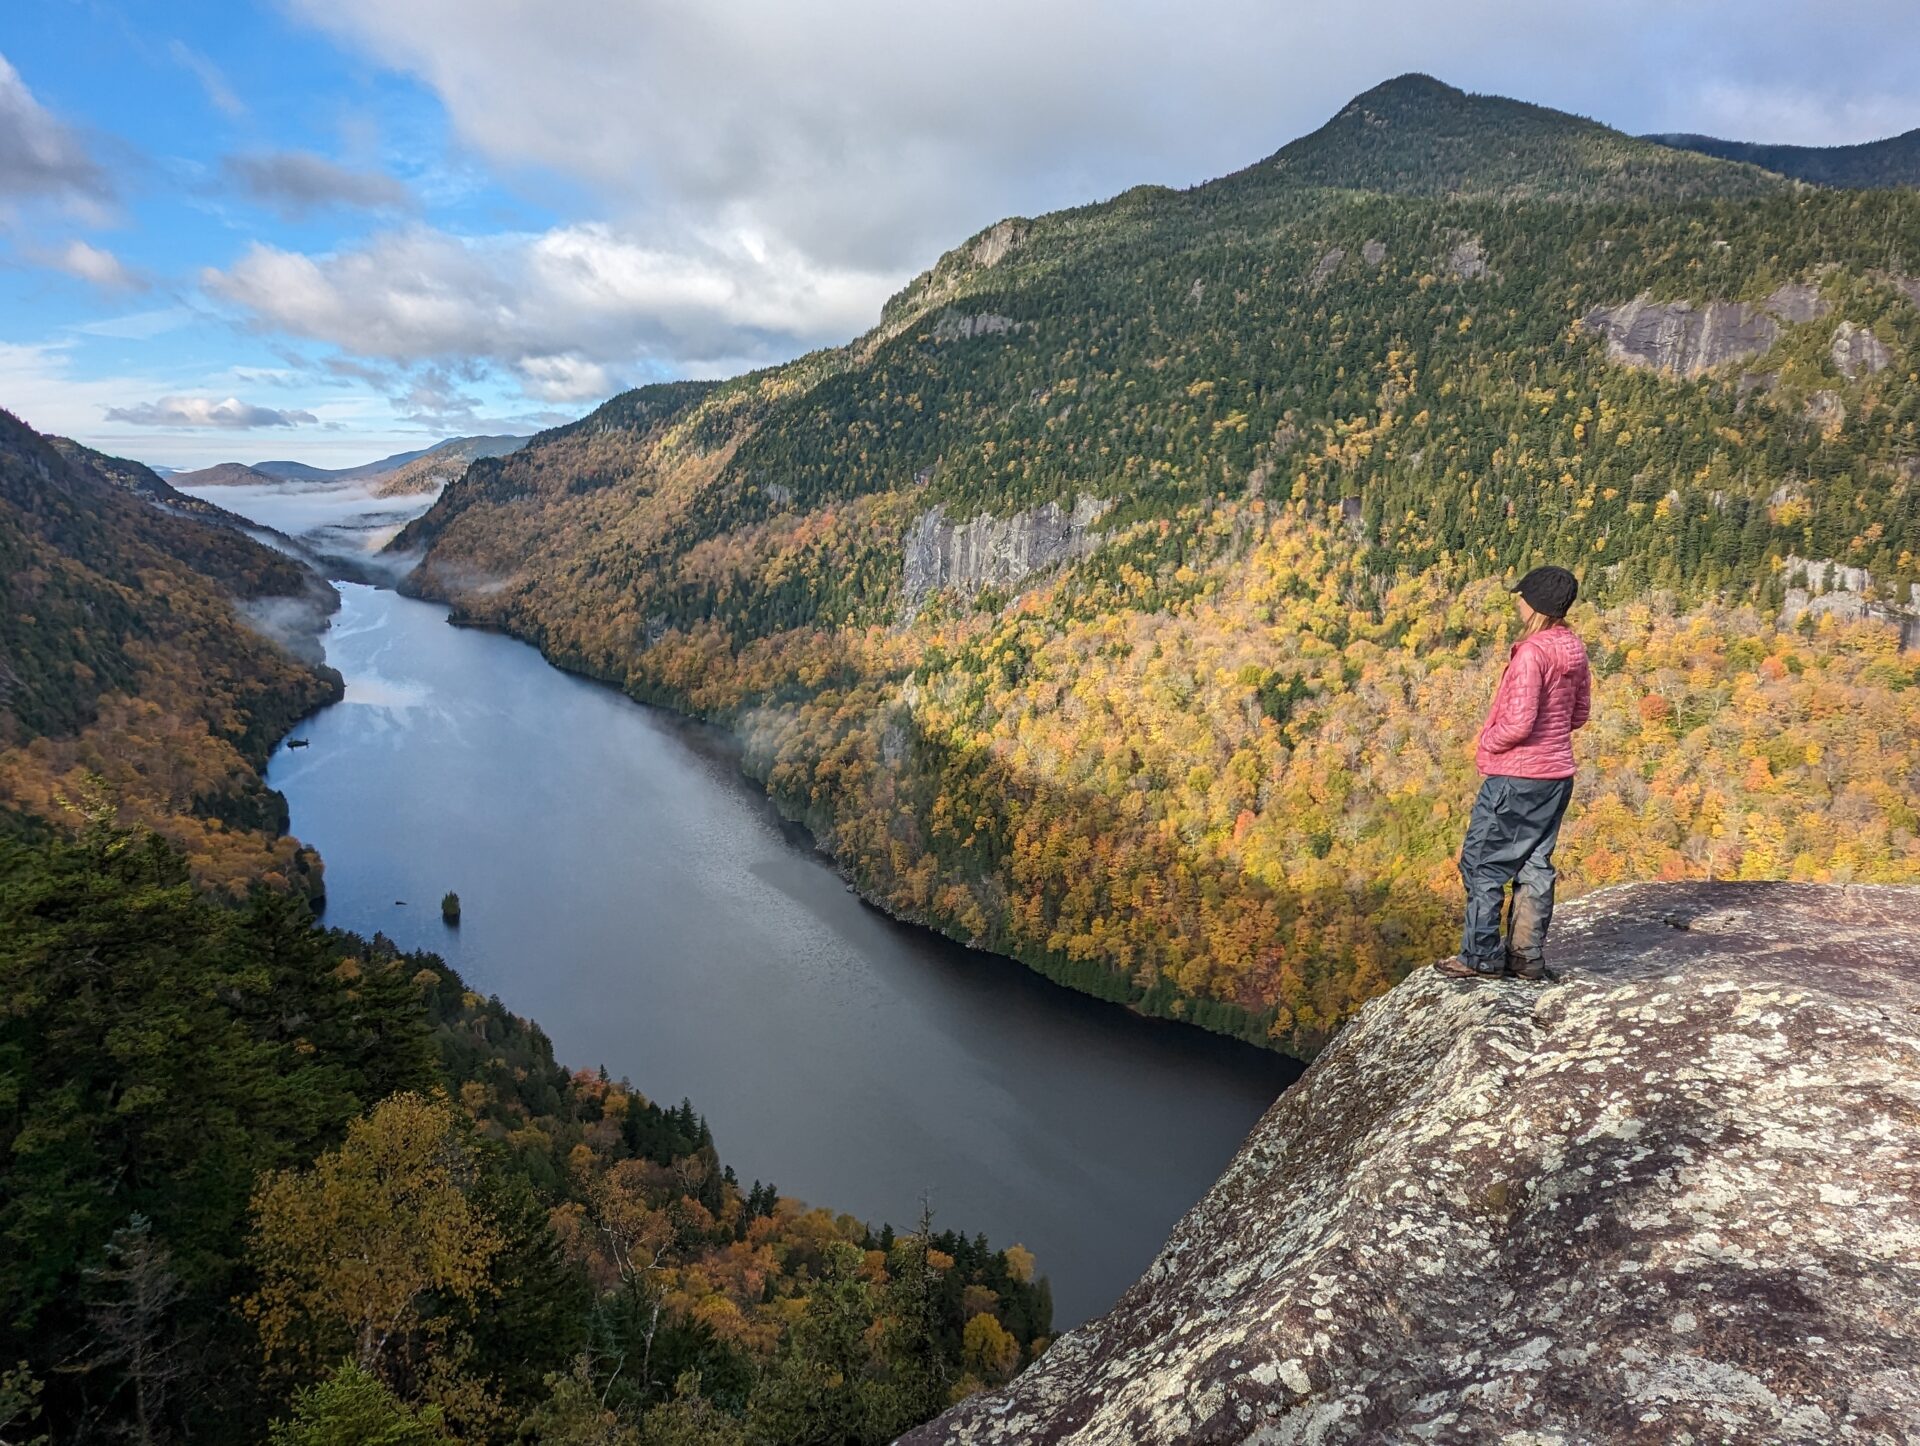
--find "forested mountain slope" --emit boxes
[0,409,340,892]
[1,826,1050,1444]
[1651,127,1920,190]
[398,74,1920,1054]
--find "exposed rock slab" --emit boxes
[1780,554,1919,650]
[1445,235,1488,280]
[901,496,1109,616]
[1582,283,1829,378]
[1308,248,1346,290]
[971,219,1026,269]
[1762,281,1829,325]
[1831,321,1892,378]
[904,883,1920,1445]
[932,310,1021,343]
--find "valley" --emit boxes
[264,575,1297,1330]
[7,56,1920,1446]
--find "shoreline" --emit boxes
[396,581,1310,1063]
[284,558,1307,1068]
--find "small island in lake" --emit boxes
[441,890,461,923]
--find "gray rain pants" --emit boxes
[1457,774,1575,972]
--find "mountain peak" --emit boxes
[1218,74,1788,204]
[1347,71,1467,108]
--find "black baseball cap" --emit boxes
[1511,565,1578,617]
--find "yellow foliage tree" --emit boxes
[244,1092,506,1390]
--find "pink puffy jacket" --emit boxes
[1475,625,1592,779]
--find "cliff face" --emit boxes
[1580,283,1829,378]
[900,495,1109,614]
[905,882,1920,1445]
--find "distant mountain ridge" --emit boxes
[1649,127,1920,189]
[249,433,529,490]
[169,460,285,489]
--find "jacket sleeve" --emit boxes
[1480,645,1545,753]
[1570,658,1592,730]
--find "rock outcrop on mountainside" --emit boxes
[901,495,1110,614]
[905,882,1920,1445]
[1579,283,1830,378]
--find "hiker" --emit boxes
[1437,565,1591,982]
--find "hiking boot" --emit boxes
[1504,950,1552,982]
[1434,955,1503,980]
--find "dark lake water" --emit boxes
[224,482,1299,1329]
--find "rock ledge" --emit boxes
[904,883,1920,1444]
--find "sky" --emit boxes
[3,1,1918,470]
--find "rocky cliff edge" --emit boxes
[904,882,1920,1444]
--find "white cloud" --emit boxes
[0,52,110,210]
[287,0,1920,280]
[103,396,319,429]
[515,353,612,403]
[202,220,895,384]
[44,238,145,292]
[1680,81,1920,148]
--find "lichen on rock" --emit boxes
[902,883,1920,1445]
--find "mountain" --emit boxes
[251,433,530,490]
[48,435,288,535]
[906,881,1920,1445]
[1650,127,1920,189]
[365,433,532,495]
[170,460,285,488]
[396,75,1920,1055]
[1220,73,1787,202]
[0,408,339,893]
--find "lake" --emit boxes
[197,480,1301,1328]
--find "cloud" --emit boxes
[75,306,192,340]
[168,40,245,119]
[0,52,110,208]
[43,238,145,291]
[202,221,893,383]
[515,353,612,403]
[393,363,484,429]
[288,0,1920,278]
[1680,80,1920,148]
[103,396,319,429]
[221,149,414,219]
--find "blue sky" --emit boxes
[4,1,1918,470]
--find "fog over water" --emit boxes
[178,477,430,569]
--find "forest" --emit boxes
[0,823,1051,1445]
[397,76,1920,1053]
[0,400,1052,1443]
[0,411,339,896]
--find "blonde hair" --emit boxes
[1520,608,1565,639]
